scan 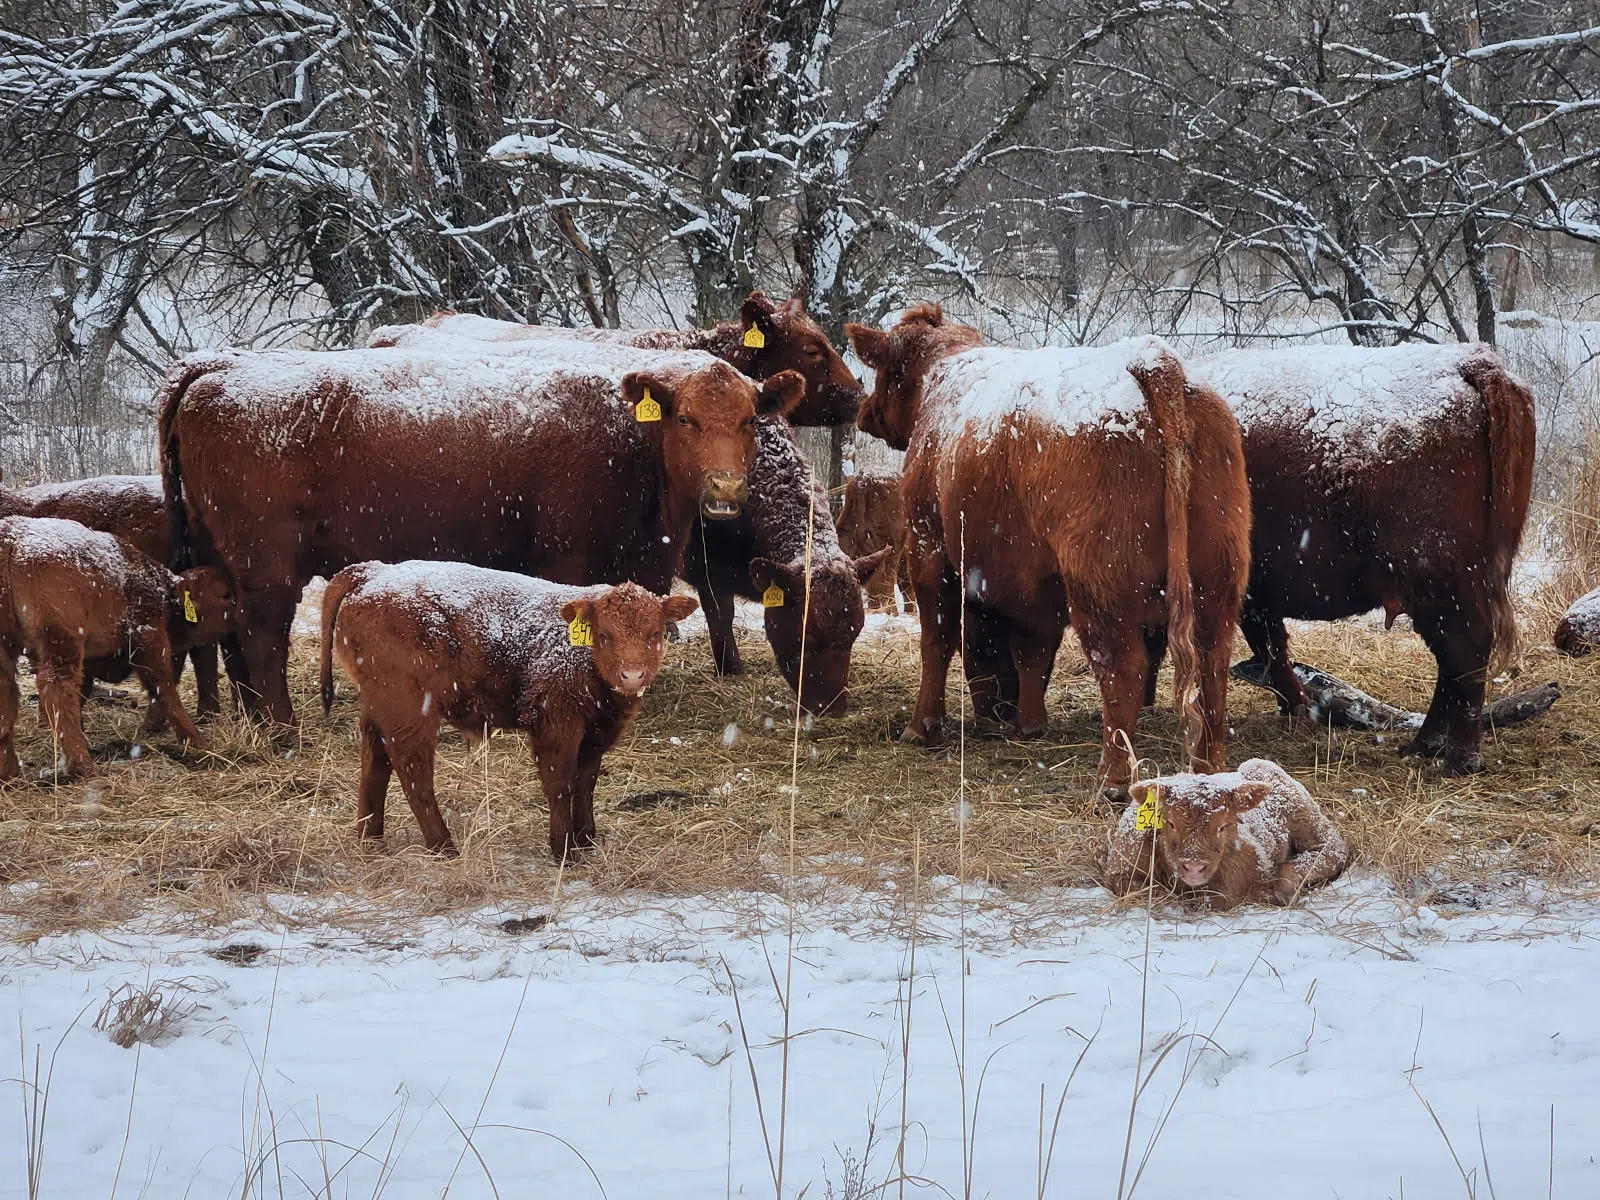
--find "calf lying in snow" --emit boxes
[321,561,698,858]
[1103,758,1350,909]
[0,516,233,777]
[1554,587,1600,657]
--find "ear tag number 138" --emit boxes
[635,387,662,423]
[568,617,594,647]
[1135,791,1163,831]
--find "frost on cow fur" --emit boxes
[1,516,136,588]
[924,335,1173,445]
[18,475,162,508]
[1105,758,1351,908]
[748,419,846,574]
[1555,586,1600,655]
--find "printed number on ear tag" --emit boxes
[567,617,594,647]
[635,388,662,423]
[742,326,766,350]
[182,590,199,624]
[761,584,785,609]
[1135,792,1163,832]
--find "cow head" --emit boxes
[749,548,889,716]
[846,303,983,451]
[1130,777,1271,890]
[621,363,805,521]
[738,292,862,425]
[562,583,699,698]
[833,476,901,558]
[174,567,237,642]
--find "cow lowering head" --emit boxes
[738,292,862,425]
[846,303,983,451]
[561,583,700,697]
[621,363,805,521]
[174,566,237,643]
[1130,775,1271,890]
[749,547,890,716]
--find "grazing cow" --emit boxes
[681,420,890,715]
[1103,758,1351,909]
[369,291,862,425]
[1187,344,1536,775]
[0,516,232,777]
[846,305,1250,789]
[320,561,697,858]
[0,472,222,715]
[834,473,914,614]
[161,345,803,728]
[1555,588,1600,657]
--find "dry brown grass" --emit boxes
[0,608,1596,940]
[1530,424,1600,631]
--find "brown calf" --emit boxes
[1189,345,1536,775]
[846,305,1250,789]
[0,472,222,715]
[161,346,802,728]
[321,561,697,858]
[370,291,862,425]
[0,516,232,777]
[1103,758,1351,909]
[1554,588,1599,657]
[834,473,914,613]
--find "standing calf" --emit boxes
[321,561,698,859]
[0,516,232,777]
[834,473,914,614]
[1103,758,1351,909]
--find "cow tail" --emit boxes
[158,358,215,572]
[1134,344,1204,765]
[320,565,366,716]
[1462,352,1536,678]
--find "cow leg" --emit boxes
[0,647,20,779]
[1406,601,1491,775]
[1192,589,1242,774]
[567,737,607,854]
[1072,611,1149,795]
[1010,622,1058,739]
[36,638,94,778]
[130,628,205,749]
[386,720,454,853]
[905,558,960,745]
[864,561,898,613]
[1142,627,1167,708]
[221,633,252,713]
[1241,608,1307,719]
[684,551,743,676]
[962,604,1016,728]
[355,710,392,839]
[190,644,222,719]
[897,553,917,615]
[234,587,299,728]
[534,738,585,860]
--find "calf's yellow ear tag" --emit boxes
[1135,788,1163,832]
[635,387,662,422]
[762,584,785,608]
[567,616,594,647]
[742,325,766,349]
[182,588,199,624]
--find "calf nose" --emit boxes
[618,667,649,693]
[701,472,749,520]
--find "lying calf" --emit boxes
[321,561,697,858]
[1103,758,1350,909]
[0,516,232,777]
[1554,587,1600,657]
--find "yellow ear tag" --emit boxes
[762,584,785,609]
[182,589,199,624]
[1135,790,1163,832]
[635,388,662,423]
[567,616,593,647]
[742,326,766,349]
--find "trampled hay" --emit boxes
[0,605,1596,939]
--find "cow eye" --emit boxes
[677,414,691,426]
[804,345,823,358]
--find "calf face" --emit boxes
[740,292,863,424]
[560,583,700,696]
[846,304,983,450]
[622,364,805,521]
[749,550,888,716]
[1130,777,1271,888]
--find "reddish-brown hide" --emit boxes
[321,562,696,859]
[1554,588,1600,657]
[371,291,862,425]
[0,516,231,777]
[846,305,1251,790]
[834,473,914,613]
[160,347,802,727]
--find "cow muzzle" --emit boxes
[701,471,749,520]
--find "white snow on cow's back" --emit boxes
[0,515,134,584]
[369,316,721,377]
[18,474,162,507]
[927,336,1171,443]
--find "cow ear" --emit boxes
[783,292,806,315]
[748,556,788,592]
[756,370,806,417]
[741,291,779,334]
[661,595,699,623]
[1227,782,1272,813]
[620,372,674,417]
[846,323,894,370]
[852,545,894,584]
[560,599,594,625]
[1127,781,1157,807]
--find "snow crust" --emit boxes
[0,515,134,583]
[18,474,162,507]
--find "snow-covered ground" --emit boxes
[5,881,1598,1198]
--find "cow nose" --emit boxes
[701,472,748,520]
[618,667,648,693]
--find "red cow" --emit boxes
[321,562,697,858]
[846,305,1251,791]
[369,291,862,425]
[161,345,802,728]
[834,473,914,613]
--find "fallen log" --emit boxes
[1229,659,1561,733]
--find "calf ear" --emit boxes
[620,372,674,418]
[846,323,894,370]
[1226,782,1273,813]
[560,599,595,625]
[1127,781,1157,807]
[748,556,788,592]
[852,545,894,583]
[661,595,699,623]
[756,370,806,418]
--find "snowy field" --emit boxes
[5,880,1598,1199]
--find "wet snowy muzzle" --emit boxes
[701,471,748,519]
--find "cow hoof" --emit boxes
[665,622,681,643]
[1438,752,1485,777]
[1013,721,1048,740]
[713,659,745,677]
[1097,785,1131,808]
[1401,732,1447,759]
[899,719,942,747]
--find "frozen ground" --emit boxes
[4,879,1598,1199]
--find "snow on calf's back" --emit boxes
[1554,586,1600,656]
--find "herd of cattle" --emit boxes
[0,289,1592,906]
